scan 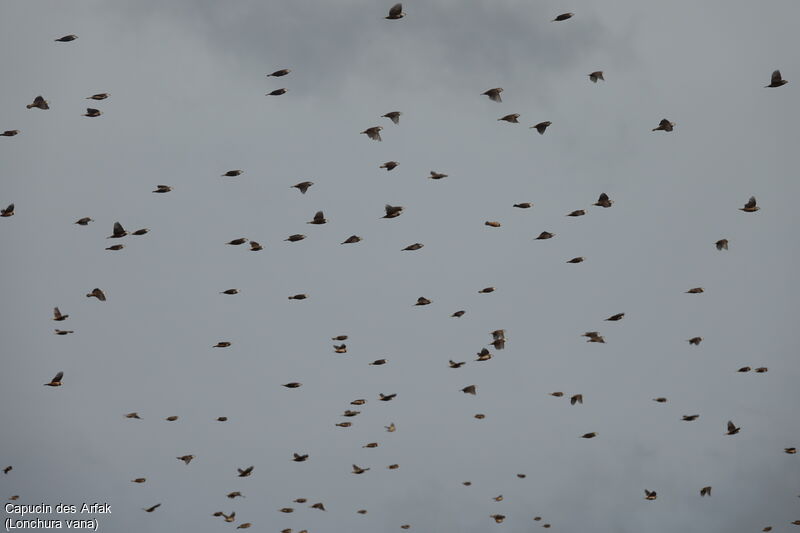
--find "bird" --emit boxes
[531,121,552,134]
[566,257,585,264]
[177,455,195,464]
[485,221,501,227]
[108,222,128,238]
[451,310,465,317]
[491,514,506,524]
[227,492,243,499]
[517,473,526,478]
[570,394,583,405]
[249,241,263,251]
[227,238,248,245]
[55,34,78,42]
[740,196,760,212]
[237,466,254,477]
[765,70,788,88]
[566,209,586,217]
[581,432,598,439]
[552,12,574,21]
[361,126,383,141]
[341,235,362,244]
[785,448,797,454]
[308,211,327,224]
[351,399,366,405]
[352,464,370,474]
[106,244,124,251]
[478,287,495,293]
[152,185,172,193]
[498,113,520,123]
[131,228,148,236]
[652,119,675,132]
[738,366,752,373]
[379,393,397,401]
[290,294,307,302]
[216,417,228,422]
[482,88,503,102]
[380,161,399,170]
[222,170,243,177]
[236,524,251,530]
[726,420,741,435]
[74,217,93,225]
[388,463,400,469]
[594,193,613,207]
[267,88,287,96]
[403,243,424,251]
[427,171,449,181]
[332,334,348,341]
[715,239,729,250]
[1,130,20,136]
[385,3,405,19]
[292,181,313,194]
[283,382,302,388]
[653,397,668,403]
[220,289,239,295]
[462,481,472,486]
[385,423,396,432]
[449,360,465,368]
[0,204,14,217]
[52,307,69,321]
[131,478,146,483]
[54,329,74,335]
[589,71,605,82]
[143,504,161,513]
[285,234,306,242]
[3,466,11,474]
[535,231,555,240]
[165,416,178,421]
[688,337,703,345]
[605,313,625,321]
[27,96,49,110]
[700,486,712,497]
[357,509,368,515]
[333,344,347,353]
[83,108,102,117]
[267,69,291,77]
[686,287,704,294]
[86,288,106,301]
[754,367,769,373]
[644,489,657,501]
[310,502,326,511]
[475,348,493,361]
[44,371,64,387]
[415,297,431,306]
[383,111,402,124]
[462,385,477,395]
[86,93,109,100]
[369,359,387,365]
[363,442,379,448]
[383,204,404,218]
[124,412,141,419]
[514,202,533,208]
[682,415,700,421]
[550,392,564,397]
[293,453,309,462]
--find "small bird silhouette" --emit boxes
[361,126,383,141]
[86,288,106,301]
[531,121,552,134]
[27,96,49,110]
[740,196,760,212]
[44,371,64,387]
[385,3,405,19]
[765,70,788,88]
[589,71,605,82]
[652,118,675,132]
[482,88,503,102]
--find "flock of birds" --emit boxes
[2,2,798,532]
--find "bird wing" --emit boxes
[388,3,402,17]
[772,70,782,84]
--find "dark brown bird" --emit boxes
[52,307,68,321]
[451,310,465,317]
[249,241,263,251]
[715,239,729,250]
[581,432,598,439]
[766,70,788,88]
[291,181,313,194]
[535,231,555,240]
[688,337,703,345]
[283,382,302,388]
[594,192,613,208]
[267,88,287,96]
[351,399,366,405]
[131,228,149,236]
[220,289,239,295]
[462,385,477,395]
[352,464,370,474]
[217,417,228,422]
[236,524,251,530]
[285,234,306,242]
[381,161,399,171]
[475,348,492,361]
[383,204,404,218]
[379,393,397,401]
[44,371,64,387]
[550,392,564,397]
[383,111,402,124]
[222,170,243,177]
[552,12,574,21]
[361,126,383,141]
[363,442,379,448]
[125,412,141,419]
[369,359,387,366]
[738,366,751,373]
[310,502,326,511]
[498,113,520,123]
[357,509,368,514]
[485,221,501,227]
[237,466,254,477]
[3,466,11,474]
[644,489,657,501]
[86,288,106,301]
[754,367,768,373]
[333,344,347,353]
[227,492,243,499]
[55,34,78,42]
[652,118,675,132]
[463,481,472,486]
[143,504,161,513]
[108,222,127,238]
[726,420,741,435]
[288,294,307,300]
[177,455,195,464]
[686,287,704,294]
[478,287,495,293]
[0,203,14,217]
[74,217,93,225]
[653,397,668,403]
[570,394,583,405]
[83,108,102,117]
[429,171,448,180]
[293,453,309,462]
[491,514,506,524]
[308,211,326,224]
[152,185,171,193]
[54,329,73,335]
[165,416,178,421]
[385,3,405,19]
[341,235,362,244]
[514,202,532,208]
[132,478,145,483]
[449,360,465,368]
[567,209,586,217]
[415,297,431,306]
[27,96,49,110]
[87,93,109,100]
[227,238,248,245]
[605,313,625,321]
[700,486,712,497]
[517,473,526,478]
[388,463,400,469]
[105,244,124,251]
[566,257,585,264]
[482,88,503,102]
[1,130,20,137]
[267,69,291,77]
[682,415,700,421]
[403,243,423,251]
[332,335,348,341]
[785,448,797,454]
[531,121,552,134]
[589,71,605,82]
[740,196,760,212]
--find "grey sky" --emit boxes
[2,1,799,532]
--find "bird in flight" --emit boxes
[385,3,405,20]
[44,371,64,387]
[765,69,788,88]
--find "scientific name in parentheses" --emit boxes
[5,517,99,530]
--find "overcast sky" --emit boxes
[2,1,799,532]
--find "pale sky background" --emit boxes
[1,1,799,532]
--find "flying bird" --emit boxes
[292,181,313,194]
[482,88,503,102]
[132,478,145,483]
[581,432,598,439]
[124,412,141,419]
[740,196,760,212]
[55,34,78,42]
[1,130,20,136]
[131,228,148,236]
[381,161,399,171]
[498,113,520,123]
[249,241,263,251]
[567,209,585,217]
[0,204,14,217]
[227,492,243,499]
[644,489,657,501]
[688,337,703,345]
[415,297,431,306]
[700,486,712,497]
[383,205,404,218]
[765,70,788,88]
[143,504,161,513]
[52,307,68,321]
[385,3,405,19]
[44,371,64,387]
[535,231,555,240]
[594,193,613,207]
[74,217,93,225]
[682,415,700,421]
[87,93,109,100]
[715,239,729,250]
[451,310,465,317]
[222,170,243,177]
[237,466,254,477]
[589,71,605,82]
[429,171,448,180]
[293,453,309,462]
[108,222,127,238]
[686,287,704,294]
[449,360,465,368]
[570,394,583,405]
[379,393,397,401]
[514,202,532,208]
[726,420,741,435]
[341,235,362,244]
[531,121,552,134]
[177,455,195,464]
[220,289,239,295]
[165,416,178,421]
[152,185,172,193]
[652,119,675,132]
[361,127,383,141]
[566,257,585,264]
[285,234,306,242]
[83,108,102,117]
[403,243,423,251]
[552,12,574,21]
[54,329,73,335]
[352,464,370,474]
[86,288,106,301]
[267,88,287,96]
[27,96,49,110]
[308,211,327,224]
[267,69,291,77]
[462,385,477,395]
[383,111,402,124]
